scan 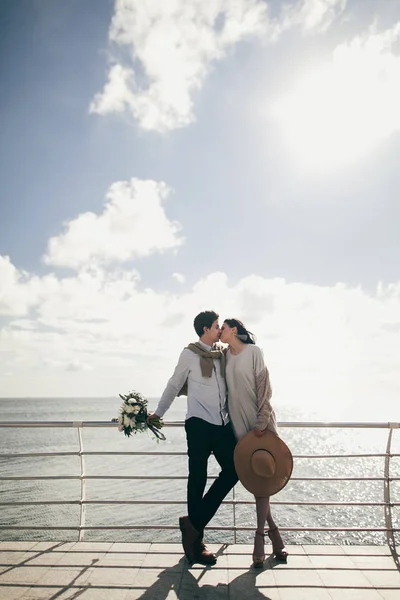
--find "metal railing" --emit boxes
[0,420,399,557]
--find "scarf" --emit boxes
[177,342,226,397]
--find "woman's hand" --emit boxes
[253,427,264,437]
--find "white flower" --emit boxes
[123,414,131,427]
[125,405,134,414]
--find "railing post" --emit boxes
[75,422,86,542]
[384,425,399,568]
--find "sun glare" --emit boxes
[271,51,398,170]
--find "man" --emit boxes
[148,310,238,565]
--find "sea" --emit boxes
[0,397,399,546]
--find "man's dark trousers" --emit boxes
[184,416,238,534]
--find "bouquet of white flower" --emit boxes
[115,390,166,441]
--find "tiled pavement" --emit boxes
[0,541,399,599]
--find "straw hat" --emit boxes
[234,430,293,496]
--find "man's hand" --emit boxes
[253,427,264,437]
[147,412,160,425]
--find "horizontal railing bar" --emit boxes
[1,475,398,481]
[293,454,400,459]
[0,421,399,429]
[0,452,80,458]
[0,500,398,507]
[2,452,398,459]
[0,526,398,532]
[0,452,186,458]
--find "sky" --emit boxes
[0,0,399,418]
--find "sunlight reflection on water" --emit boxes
[0,398,399,545]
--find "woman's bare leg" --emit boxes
[265,502,288,558]
[253,496,270,558]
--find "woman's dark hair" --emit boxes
[224,318,256,344]
[193,310,219,337]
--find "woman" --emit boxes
[220,318,288,567]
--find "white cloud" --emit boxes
[172,272,185,284]
[0,256,31,316]
[90,0,269,132]
[90,0,345,132]
[277,0,346,36]
[1,257,400,419]
[89,64,136,116]
[272,21,400,168]
[44,178,183,270]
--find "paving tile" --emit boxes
[0,552,31,566]
[82,566,139,587]
[342,546,391,556]
[252,569,277,587]
[377,590,400,599]
[191,567,229,583]
[362,569,400,588]
[0,543,38,551]
[141,553,186,569]
[148,543,182,554]
[272,554,313,569]
[304,545,346,555]
[31,542,64,552]
[97,553,146,567]
[308,554,357,569]
[109,542,151,553]
[317,568,373,588]
[59,587,129,600]
[224,544,254,554]
[54,552,104,567]
[55,542,76,552]
[181,570,228,599]
[34,567,87,587]
[0,567,51,585]
[133,567,181,589]
[21,553,67,567]
[226,553,255,568]
[69,542,113,552]
[279,587,331,600]
[127,568,182,599]
[126,589,179,600]
[274,568,325,587]
[0,585,30,599]
[249,588,281,600]
[227,569,280,600]
[349,555,397,569]
[327,589,385,599]
[19,587,67,600]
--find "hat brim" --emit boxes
[234,430,293,497]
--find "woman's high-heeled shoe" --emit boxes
[267,527,288,561]
[252,530,265,568]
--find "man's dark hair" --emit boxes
[193,310,219,337]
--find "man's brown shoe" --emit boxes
[194,539,217,566]
[179,516,199,563]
